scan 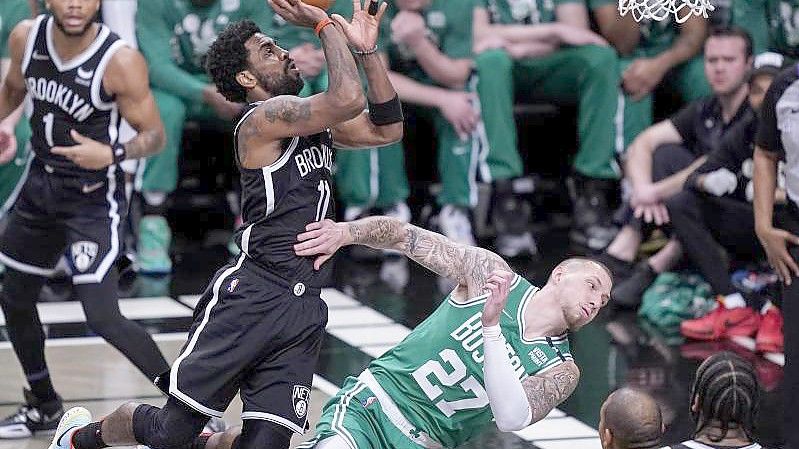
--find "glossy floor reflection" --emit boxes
[0,228,786,448]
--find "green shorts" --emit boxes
[299,376,426,449]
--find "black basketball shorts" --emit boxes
[0,159,126,284]
[158,254,328,434]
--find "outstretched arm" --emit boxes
[294,217,510,294]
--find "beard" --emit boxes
[52,13,95,37]
[256,66,304,97]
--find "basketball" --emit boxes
[302,0,335,9]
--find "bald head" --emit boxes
[548,257,613,285]
[600,388,663,449]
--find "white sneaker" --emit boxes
[381,202,412,256]
[437,205,475,246]
[48,407,91,449]
[344,206,366,222]
[496,231,538,258]
[384,202,411,223]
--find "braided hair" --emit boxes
[689,351,759,442]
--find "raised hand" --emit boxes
[332,0,389,52]
[51,130,114,170]
[268,0,329,28]
[481,270,515,327]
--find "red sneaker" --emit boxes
[755,307,784,353]
[681,300,760,341]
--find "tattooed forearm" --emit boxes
[124,128,164,159]
[347,217,405,249]
[522,362,580,424]
[262,97,312,124]
[319,25,362,102]
[346,216,510,291]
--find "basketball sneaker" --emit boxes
[382,202,412,256]
[137,215,172,274]
[48,407,92,449]
[437,205,475,246]
[492,190,537,258]
[680,299,760,341]
[755,307,784,353]
[0,389,63,439]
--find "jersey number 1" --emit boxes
[315,180,331,221]
[411,349,489,418]
[43,113,55,147]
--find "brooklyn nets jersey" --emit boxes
[22,15,125,178]
[368,275,573,448]
[233,102,335,287]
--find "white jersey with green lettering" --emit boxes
[367,274,573,448]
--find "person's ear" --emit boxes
[236,70,257,90]
[601,428,614,449]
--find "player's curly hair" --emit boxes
[690,351,759,443]
[206,20,261,103]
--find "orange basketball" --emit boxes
[301,0,334,9]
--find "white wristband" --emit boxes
[482,324,502,341]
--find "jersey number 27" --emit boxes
[411,349,489,418]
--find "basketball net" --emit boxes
[618,0,714,23]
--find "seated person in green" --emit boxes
[472,0,622,250]
[382,0,533,253]
[732,0,799,61]
[134,0,272,273]
[590,0,710,149]
[292,216,611,449]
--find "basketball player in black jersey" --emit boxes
[0,0,170,439]
[56,1,403,449]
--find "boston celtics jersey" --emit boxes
[480,0,575,25]
[386,0,473,86]
[586,0,676,58]
[733,0,799,58]
[367,274,572,448]
[135,0,273,75]
[767,0,799,58]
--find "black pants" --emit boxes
[617,144,697,229]
[779,206,799,449]
[667,189,762,298]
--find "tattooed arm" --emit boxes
[522,361,580,424]
[105,47,166,159]
[295,216,511,295]
[236,17,365,168]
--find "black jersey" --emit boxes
[21,14,125,178]
[233,102,335,288]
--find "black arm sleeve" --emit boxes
[756,66,798,157]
